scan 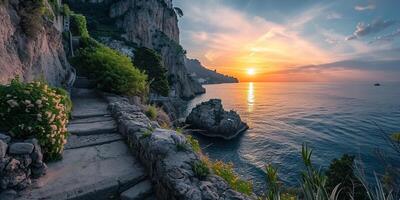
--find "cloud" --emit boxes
[369,28,400,44]
[346,20,398,40]
[355,4,376,11]
[326,12,342,20]
[177,0,333,70]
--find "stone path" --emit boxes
[18,77,155,200]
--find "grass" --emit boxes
[186,135,201,153]
[140,129,152,139]
[193,160,210,180]
[145,105,158,120]
[210,160,253,195]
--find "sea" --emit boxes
[182,82,400,193]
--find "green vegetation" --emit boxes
[174,7,184,17]
[71,38,148,96]
[186,135,201,153]
[145,105,158,120]
[0,79,71,161]
[325,154,366,200]
[70,13,90,38]
[134,47,170,96]
[20,0,46,38]
[141,129,153,139]
[193,160,210,180]
[391,132,400,142]
[210,160,253,195]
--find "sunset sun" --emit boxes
[247,68,256,76]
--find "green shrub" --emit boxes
[70,13,90,38]
[141,129,152,139]
[326,154,366,200]
[61,4,72,16]
[211,160,253,195]
[71,40,148,96]
[0,79,71,160]
[20,0,46,38]
[134,47,170,96]
[193,160,210,180]
[145,105,158,120]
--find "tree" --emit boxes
[134,47,170,96]
[174,7,184,17]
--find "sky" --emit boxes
[174,0,400,82]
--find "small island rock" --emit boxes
[186,99,249,139]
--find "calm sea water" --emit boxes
[183,82,400,192]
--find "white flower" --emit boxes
[35,100,42,105]
[6,94,11,98]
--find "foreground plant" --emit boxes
[0,79,71,160]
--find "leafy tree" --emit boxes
[133,47,170,96]
[326,154,367,200]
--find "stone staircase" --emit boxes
[18,77,156,200]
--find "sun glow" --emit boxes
[247,68,256,76]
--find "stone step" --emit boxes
[71,98,110,119]
[70,116,115,124]
[68,120,117,136]
[71,88,99,98]
[120,180,153,200]
[74,77,96,89]
[65,133,123,150]
[18,141,148,200]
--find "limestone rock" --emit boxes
[0,0,71,86]
[8,143,34,155]
[0,140,8,158]
[0,133,11,143]
[0,189,17,200]
[186,99,249,139]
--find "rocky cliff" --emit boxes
[0,0,71,87]
[110,0,205,99]
[67,0,205,99]
[185,58,239,84]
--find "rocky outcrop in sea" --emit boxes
[186,99,249,139]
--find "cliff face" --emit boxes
[108,0,205,99]
[0,0,71,87]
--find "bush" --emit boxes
[70,13,90,38]
[71,40,148,96]
[193,160,210,180]
[134,47,170,96]
[20,0,46,38]
[326,154,366,200]
[145,105,158,120]
[0,79,71,160]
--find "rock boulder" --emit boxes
[186,99,249,139]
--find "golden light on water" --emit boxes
[247,82,255,112]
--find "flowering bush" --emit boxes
[0,79,71,160]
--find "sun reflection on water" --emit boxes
[247,82,255,112]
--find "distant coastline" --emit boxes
[185,57,239,85]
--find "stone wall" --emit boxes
[0,134,47,198]
[103,94,253,200]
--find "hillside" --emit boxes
[185,58,238,84]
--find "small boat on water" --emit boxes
[374,83,381,86]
